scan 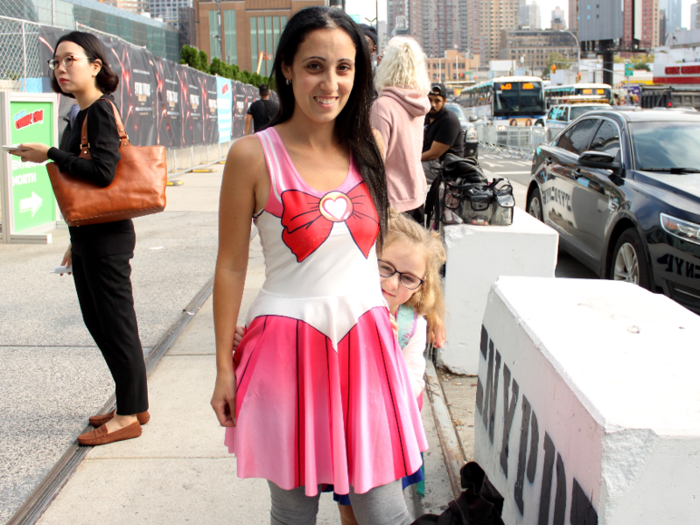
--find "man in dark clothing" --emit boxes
[421,83,464,183]
[245,84,279,134]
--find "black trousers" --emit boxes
[72,251,149,415]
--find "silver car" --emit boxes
[537,104,611,141]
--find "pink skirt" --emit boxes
[224,306,428,496]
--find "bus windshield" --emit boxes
[575,87,612,100]
[494,81,545,117]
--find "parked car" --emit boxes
[445,103,479,159]
[527,109,700,314]
[535,103,611,142]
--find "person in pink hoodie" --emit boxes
[371,37,431,223]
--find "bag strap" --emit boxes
[79,98,129,151]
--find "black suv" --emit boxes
[527,109,700,314]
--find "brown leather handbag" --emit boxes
[46,98,167,227]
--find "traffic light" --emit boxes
[551,64,557,73]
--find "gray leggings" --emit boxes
[268,480,412,525]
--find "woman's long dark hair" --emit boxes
[50,31,119,98]
[269,7,389,242]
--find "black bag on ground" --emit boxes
[424,154,487,229]
[411,462,505,525]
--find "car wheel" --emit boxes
[527,187,543,221]
[609,229,651,289]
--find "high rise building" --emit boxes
[692,3,700,31]
[568,0,577,31]
[518,0,528,28]
[150,0,192,28]
[527,2,542,29]
[623,0,659,49]
[551,5,565,28]
[659,0,682,32]
[468,0,519,63]
[387,0,463,58]
[98,0,149,15]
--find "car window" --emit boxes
[631,121,700,170]
[556,108,568,121]
[588,119,621,159]
[556,118,600,155]
[570,106,610,120]
[547,108,557,119]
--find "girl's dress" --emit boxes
[225,127,428,497]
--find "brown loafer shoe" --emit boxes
[78,421,142,446]
[89,410,150,427]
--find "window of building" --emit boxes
[210,10,221,59]
[224,9,237,65]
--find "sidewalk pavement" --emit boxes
[3,161,464,524]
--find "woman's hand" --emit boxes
[61,245,72,276]
[429,318,446,348]
[232,326,245,350]
[389,313,399,339]
[211,370,237,427]
[14,143,50,164]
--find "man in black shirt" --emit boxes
[245,84,279,134]
[421,83,463,182]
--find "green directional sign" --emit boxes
[625,63,634,77]
[9,100,56,233]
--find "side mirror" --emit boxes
[469,115,478,122]
[579,150,621,171]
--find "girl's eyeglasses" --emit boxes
[48,56,90,70]
[377,260,424,290]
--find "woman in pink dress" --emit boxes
[211,7,428,525]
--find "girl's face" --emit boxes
[379,240,427,314]
[281,28,356,125]
[53,41,101,95]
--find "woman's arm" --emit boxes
[211,135,267,427]
[47,99,121,187]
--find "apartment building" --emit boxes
[468,0,519,63]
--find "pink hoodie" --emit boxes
[371,87,431,212]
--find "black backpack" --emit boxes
[411,462,505,525]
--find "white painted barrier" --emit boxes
[442,208,558,375]
[474,276,700,525]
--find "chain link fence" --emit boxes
[0,16,43,92]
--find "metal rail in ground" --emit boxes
[6,277,215,525]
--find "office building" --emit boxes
[551,5,565,28]
[500,28,577,73]
[150,0,192,28]
[692,2,700,31]
[388,0,463,58]
[98,0,149,15]
[425,50,480,82]
[568,0,577,31]
[1,0,179,61]
[623,0,659,49]
[468,0,519,63]
[659,0,682,32]
[520,2,541,30]
[194,0,324,76]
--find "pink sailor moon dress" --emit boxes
[224,127,428,497]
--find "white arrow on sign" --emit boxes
[19,191,43,217]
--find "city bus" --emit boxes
[544,83,613,107]
[457,76,546,126]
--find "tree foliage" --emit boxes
[542,52,574,79]
[179,46,271,88]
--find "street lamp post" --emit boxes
[558,29,580,80]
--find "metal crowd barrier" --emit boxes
[476,124,548,160]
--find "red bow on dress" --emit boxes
[281,182,380,262]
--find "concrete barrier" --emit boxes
[442,208,558,375]
[474,276,700,524]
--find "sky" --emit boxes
[345,0,696,33]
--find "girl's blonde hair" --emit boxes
[374,36,431,94]
[380,209,446,330]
